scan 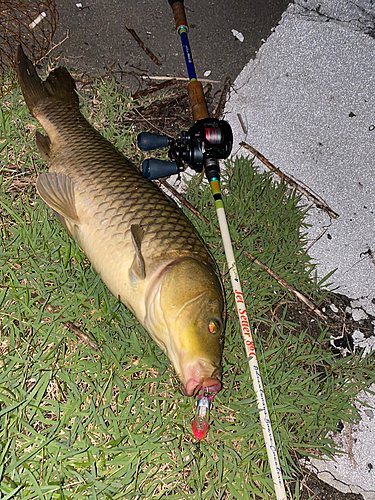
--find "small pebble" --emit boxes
[352,308,368,322]
[231,29,244,42]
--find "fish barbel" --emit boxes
[16,46,225,396]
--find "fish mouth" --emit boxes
[181,362,222,397]
[182,377,222,397]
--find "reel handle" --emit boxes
[142,158,179,179]
[137,132,170,151]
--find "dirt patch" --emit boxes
[300,471,364,500]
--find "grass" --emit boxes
[1,71,375,499]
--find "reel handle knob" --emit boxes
[142,158,179,179]
[137,132,170,151]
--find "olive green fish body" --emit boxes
[35,102,209,318]
[16,46,224,396]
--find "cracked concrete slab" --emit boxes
[225,0,375,312]
[224,0,375,497]
[306,384,375,499]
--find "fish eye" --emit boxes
[208,318,222,335]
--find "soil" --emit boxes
[275,292,374,500]
[300,472,365,500]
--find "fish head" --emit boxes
[149,258,225,397]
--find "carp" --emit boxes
[16,46,225,396]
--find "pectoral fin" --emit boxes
[130,224,146,281]
[36,172,79,225]
[35,131,52,161]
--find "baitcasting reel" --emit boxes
[137,117,233,181]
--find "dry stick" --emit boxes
[347,423,358,468]
[133,106,167,136]
[240,141,339,219]
[304,228,329,253]
[159,178,212,226]
[35,30,70,64]
[125,26,161,66]
[203,83,212,96]
[213,77,231,119]
[132,78,177,99]
[42,302,99,351]
[140,75,220,84]
[243,251,328,321]
[62,321,100,351]
[237,113,248,135]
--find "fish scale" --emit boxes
[58,121,207,260]
[16,45,225,397]
[44,110,208,264]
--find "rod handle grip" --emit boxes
[168,0,188,31]
[142,158,178,179]
[188,80,209,121]
[137,132,169,151]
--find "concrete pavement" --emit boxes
[224,1,375,497]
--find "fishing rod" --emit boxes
[137,2,287,498]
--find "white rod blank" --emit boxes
[215,204,287,500]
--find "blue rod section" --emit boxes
[178,27,196,81]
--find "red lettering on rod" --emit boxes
[245,340,256,357]
[234,289,244,304]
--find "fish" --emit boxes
[16,46,225,397]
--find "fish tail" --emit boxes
[16,45,79,117]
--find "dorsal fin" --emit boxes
[130,224,146,281]
[36,172,79,224]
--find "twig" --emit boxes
[133,107,167,135]
[125,26,161,66]
[237,113,247,135]
[240,141,339,219]
[159,178,213,227]
[214,77,231,119]
[141,75,220,84]
[346,422,357,468]
[40,301,99,351]
[132,78,177,99]
[35,30,70,64]
[304,228,328,252]
[203,83,212,98]
[243,250,328,321]
[62,321,100,351]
